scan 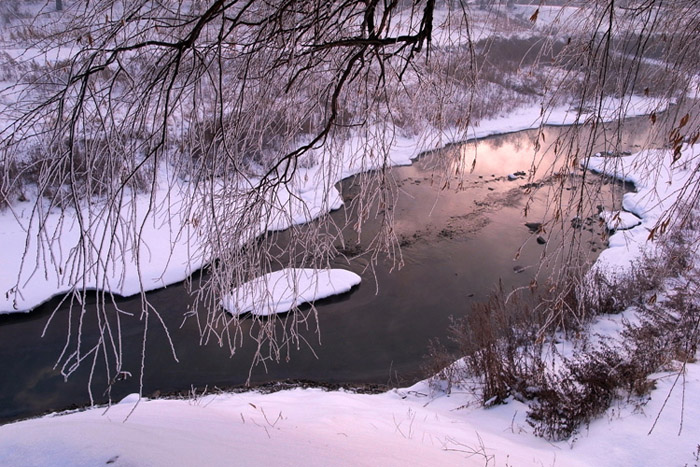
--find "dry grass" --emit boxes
[426,214,700,440]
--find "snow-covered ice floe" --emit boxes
[220,268,361,316]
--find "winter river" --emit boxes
[0,118,657,423]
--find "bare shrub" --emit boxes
[0,156,21,208]
[9,135,156,207]
[452,293,541,405]
[423,338,464,395]
[581,263,660,316]
[530,276,699,441]
[528,347,622,440]
[426,283,553,405]
[583,209,699,317]
[533,218,700,439]
[0,1,20,26]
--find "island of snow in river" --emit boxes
[220,268,361,316]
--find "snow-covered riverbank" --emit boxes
[586,143,699,275]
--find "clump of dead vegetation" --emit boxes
[425,213,700,441]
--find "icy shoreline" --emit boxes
[584,143,699,276]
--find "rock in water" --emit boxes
[525,222,542,233]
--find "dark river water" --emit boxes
[0,119,657,424]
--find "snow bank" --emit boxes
[584,143,699,275]
[221,268,361,316]
[2,352,698,466]
[0,176,198,313]
[0,388,523,467]
[599,209,642,231]
[0,167,343,314]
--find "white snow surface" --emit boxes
[220,268,361,316]
[599,209,642,231]
[1,5,697,464]
[1,357,698,466]
[0,95,664,313]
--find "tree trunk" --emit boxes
[56,0,63,11]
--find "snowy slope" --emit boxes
[0,359,697,466]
